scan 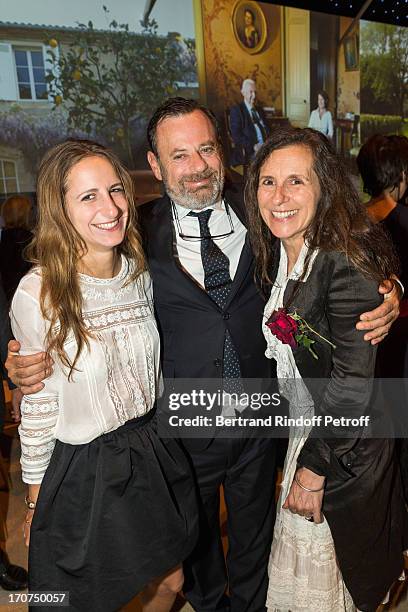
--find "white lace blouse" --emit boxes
[10,256,161,484]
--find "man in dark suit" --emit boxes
[5,99,401,610]
[143,97,277,611]
[229,79,270,166]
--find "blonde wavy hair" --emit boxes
[28,139,146,377]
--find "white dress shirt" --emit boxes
[172,198,247,288]
[11,257,161,484]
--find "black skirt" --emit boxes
[28,409,198,611]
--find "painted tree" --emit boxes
[46,9,197,165]
[360,22,408,118]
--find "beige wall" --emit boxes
[337,17,360,118]
[198,0,283,116]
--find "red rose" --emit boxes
[265,308,298,349]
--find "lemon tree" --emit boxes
[46,10,196,166]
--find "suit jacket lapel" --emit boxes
[224,195,254,309]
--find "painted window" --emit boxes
[13,48,47,100]
[0,159,19,195]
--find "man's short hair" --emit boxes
[147,97,221,156]
[241,78,256,94]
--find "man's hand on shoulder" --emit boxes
[356,278,401,345]
[5,340,54,394]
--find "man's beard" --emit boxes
[160,164,225,210]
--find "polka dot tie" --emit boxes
[189,209,243,393]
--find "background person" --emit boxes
[357,133,408,501]
[0,282,28,592]
[0,195,32,304]
[308,90,333,139]
[10,139,197,612]
[245,126,407,612]
[230,78,270,167]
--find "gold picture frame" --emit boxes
[232,0,267,55]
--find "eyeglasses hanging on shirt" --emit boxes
[171,200,235,242]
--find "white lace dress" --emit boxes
[263,243,356,612]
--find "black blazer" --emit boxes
[139,187,273,382]
[277,247,407,611]
[229,102,269,166]
[0,227,32,304]
[0,283,12,428]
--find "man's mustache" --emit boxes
[181,169,218,185]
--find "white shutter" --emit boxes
[0,43,17,100]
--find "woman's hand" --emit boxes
[23,509,34,547]
[283,467,325,524]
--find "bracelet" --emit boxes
[24,495,36,510]
[294,473,325,493]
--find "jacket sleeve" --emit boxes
[229,105,247,148]
[297,254,381,481]
[0,283,14,386]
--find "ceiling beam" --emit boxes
[142,0,158,26]
[339,0,374,44]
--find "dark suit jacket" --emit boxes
[139,188,276,446]
[276,247,407,611]
[0,283,12,428]
[0,227,32,304]
[229,102,269,166]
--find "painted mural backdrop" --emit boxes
[0,0,407,203]
[360,20,408,140]
[0,3,197,201]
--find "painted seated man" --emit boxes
[229,78,270,166]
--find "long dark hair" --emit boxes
[245,127,397,291]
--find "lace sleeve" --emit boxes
[19,395,58,484]
[10,272,60,484]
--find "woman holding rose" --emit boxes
[245,127,407,611]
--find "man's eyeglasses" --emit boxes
[171,201,235,242]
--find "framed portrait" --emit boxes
[343,33,359,71]
[232,0,267,55]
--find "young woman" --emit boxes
[357,133,408,501]
[245,127,407,612]
[10,139,197,612]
